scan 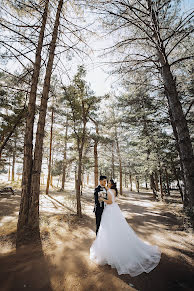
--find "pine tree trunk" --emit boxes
[91,121,99,187]
[150,173,157,200]
[0,135,3,160]
[11,153,15,182]
[81,172,84,195]
[17,0,49,246]
[165,168,170,196]
[163,64,194,207]
[112,142,115,179]
[94,140,98,187]
[159,164,163,200]
[119,161,123,195]
[168,108,187,202]
[148,0,194,208]
[115,127,122,195]
[46,107,54,194]
[17,0,63,246]
[50,174,53,187]
[62,117,68,190]
[145,181,148,189]
[8,157,10,181]
[12,136,16,182]
[76,151,82,217]
[125,173,128,188]
[154,171,159,191]
[75,116,86,217]
[129,174,132,191]
[145,177,148,190]
[29,0,63,228]
[135,176,139,193]
[171,158,184,202]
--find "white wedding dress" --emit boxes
[90,189,161,276]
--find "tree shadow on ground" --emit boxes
[0,194,21,218]
[0,239,53,291]
[0,190,53,291]
[1,186,193,291]
[119,252,194,291]
[41,215,194,291]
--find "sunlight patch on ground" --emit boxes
[0,182,193,291]
[0,215,15,225]
[0,241,15,254]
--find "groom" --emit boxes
[93,175,107,235]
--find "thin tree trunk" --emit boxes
[155,171,159,191]
[159,163,163,200]
[76,151,82,217]
[112,142,115,179]
[46,106,54,194]
[145,177,148,190]
[125,172,128,188]
[8,157,10,181]
[150,173,157,200]
[165,168,170,196]
[81,172,84,195]
[50,154,53,187]
[135,176,139,193]
[76,116,87,217]
[12,136,16,182]
[94,124,99,187]
[115,127,122,195]
[119,160,122,195]
[90,118,99,187]
[171,158,184,202]
[0,135,4,160]
[57,176,60,188]
[17,0,49,246]
[62,116,68,190]
[129,174,133,191]
[94,140,98,187]
[50,174,53,187]
[75,167,77,190]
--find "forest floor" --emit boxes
[0,181,194,291]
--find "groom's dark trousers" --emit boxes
[94,185,106,235]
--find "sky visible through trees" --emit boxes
[0,0,193,243]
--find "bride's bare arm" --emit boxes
[99,192,112,204]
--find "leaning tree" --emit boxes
[88,0,194,209]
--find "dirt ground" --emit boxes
[0,182,194,291]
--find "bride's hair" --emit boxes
[110,179,118,196]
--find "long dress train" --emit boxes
[90,190,161,276]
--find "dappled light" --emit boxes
[1,182,193,290]
[0,0,194,290]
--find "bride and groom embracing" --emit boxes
[90,176,161,276]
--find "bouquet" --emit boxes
[99,187,107,207]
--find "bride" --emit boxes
[90,179,161,276]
